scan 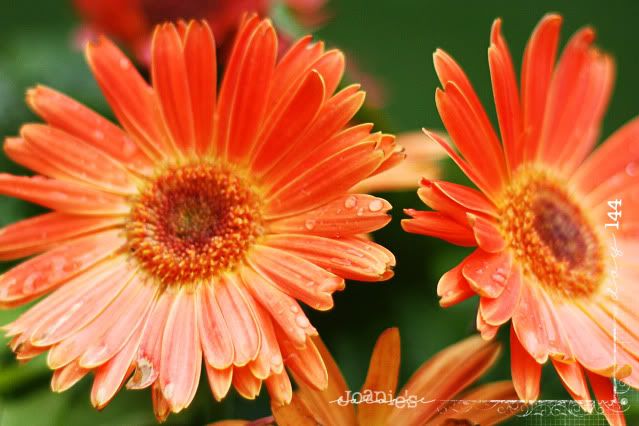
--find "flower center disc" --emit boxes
[126,163,263,287]
[499,167,605,299]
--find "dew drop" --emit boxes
[368,199,384,212]
[119,58,130,69]
[270,354,283,366]
[344,195,357,209]
[22,274,39,294]
[295,315,310,328]
[304,219,316,230]
[289,305,299,313]
[626,161,638,177]
[164,383,175,399]
[94,130,105,141]
[357,207,365,216]
[491,273,506,284]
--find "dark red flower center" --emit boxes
[126,163,263,287]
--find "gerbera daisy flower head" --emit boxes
[0,17,399,421]
[403,13,637,425]
[212,329,521,426]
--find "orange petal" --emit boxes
[520,14,563,162]
[287,334,353,426]
[402,210,476,247]
[151,23,195,155]
[467,213,506,253]
[216,275,261,366]
[51,360,89,393]
[552,359,593,413]
[250,69,325,176]
[232,366,262,400]
[217,20,277,163]
[127,292,173,390]
[198,284,234,370]
[573,115,639,196]
[267,194,391,238]
[205,364,233,402]
[358,328,401,426]
[435,81,507,196]
[25,85,152,172]
[152,381,171,423]
[46,274,153,370]
[263,234,394,282]
[0,174,128,215]
[91,314,146,409]
[240,267,313,348]
[311,50,345,98]
[539,31,614,174]
[265,140,383,219]
[587,372,627,426]
[390,335,501,425]
[437,261,476,307]
[270,36,324,104]
[0,230,125,307]
[0,212,122,261]
[265,370,293,406]
[510,325,541,403]
[476,309,500,340]
[488,19,522,170]
[20,124,137,194]
[78,276,155,368]
[281,335,328,392]
[248,301,286,379]
[461,249,511,298]
[29,261,135,347]
[430,381,522,425]
[248,245,343,311]
[264,86,367,188]
[86,36,170,161]
[183,20,217,155]
[160,290,202,413]
[419,179,498,220]
[271,393,318,426]
[479,265,522,325]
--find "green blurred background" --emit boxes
[0,0,638,424]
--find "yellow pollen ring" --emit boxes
[125,163,264,288]
[497,167,605,299]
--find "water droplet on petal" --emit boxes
[626,161,638,177]
[491,273,506,284]
[119,58,130,69]
[304,219,316,230]
[270,354,283,366]
[94,130,105,141]
[295,315,310,328]
[164,383,175,399]
[368,199,384,212]
[344,196,357,209]
[290,305,299,313]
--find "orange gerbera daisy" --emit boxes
[403,13,637,426]
[0,17,399,421]
[73,0,326,64]
[212,329,521,426]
